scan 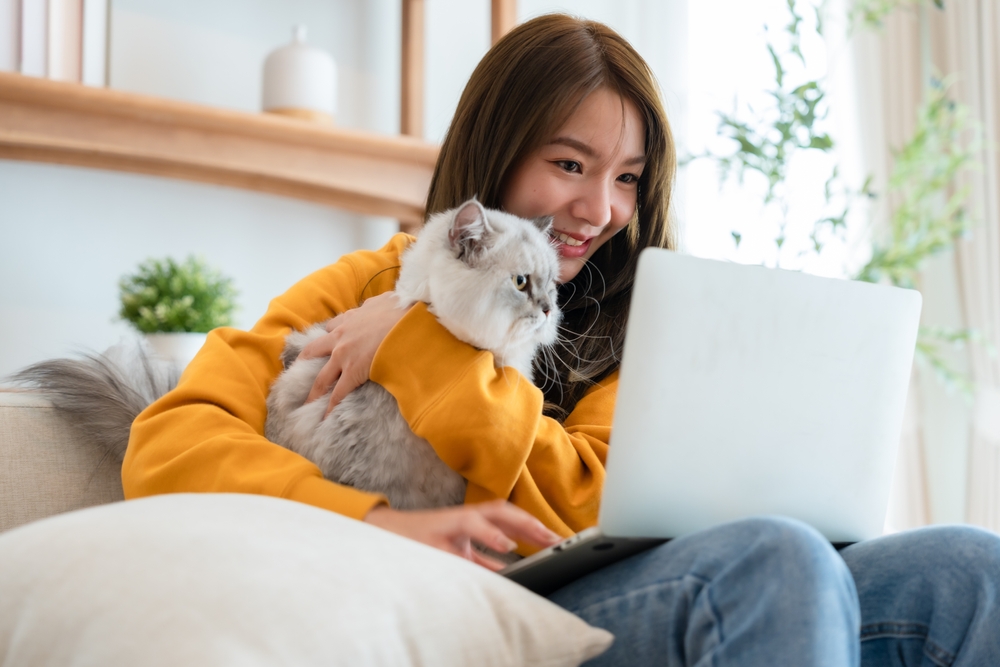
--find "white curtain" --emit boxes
[849,4,932,532]
[858,1,1000,532]
[933,1,1000,533]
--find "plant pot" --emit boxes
[145,333,208,368]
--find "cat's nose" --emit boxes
[541,301,551,316]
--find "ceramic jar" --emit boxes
[262,25,337,123]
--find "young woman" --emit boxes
[124,13,1000,665]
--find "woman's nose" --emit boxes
[570,181,613,228]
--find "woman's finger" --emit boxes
[305,357,341,404]
[299,329,336,360]
[468,548,507,572]
[457,510,518,554]
[324,314,344,332]
[323,367,363,416]
[474,500,563,547]
[299,339,331,361]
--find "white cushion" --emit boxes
[0,493,612,666]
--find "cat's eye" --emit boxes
[512,275,528,291]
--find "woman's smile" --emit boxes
[502,87,646,283]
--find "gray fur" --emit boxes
[265,327,467,509]
[9,340,180,462]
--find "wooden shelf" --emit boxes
[0,72,440,230]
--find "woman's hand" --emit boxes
[363,500,564,571]
[300,292,411,416]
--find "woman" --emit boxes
[125,13,1000,665]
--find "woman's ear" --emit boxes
[448,198,494,260]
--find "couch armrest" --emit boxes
[0,390,123,533]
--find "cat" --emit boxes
[11,198,562,512]
[266,199,561,509]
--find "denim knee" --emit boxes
[921,524,1000,566]
[897,524,1000,585]
[737,516,846,569]
[738,516,859,615]
[649,516,857,601]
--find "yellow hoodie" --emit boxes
[123,234,618,542]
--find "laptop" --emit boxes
[501,248,922,596]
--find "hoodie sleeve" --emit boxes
[122,234,415,520]
[370,303,617,543]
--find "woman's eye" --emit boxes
[556,160,582,174]
[512,275,528,291]
[618,173,639,184]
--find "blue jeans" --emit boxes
[547,517,1000,666]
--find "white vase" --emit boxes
[262,25,337,123]
[145,333,208,368]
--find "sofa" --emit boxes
[0,389,613,666]
[0,389,124,533]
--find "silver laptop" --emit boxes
[502,248,922,595]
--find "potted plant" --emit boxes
[119,256,238,367]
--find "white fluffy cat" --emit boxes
[265,199,562,509]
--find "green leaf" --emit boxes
[767,44,785,87]
[809,134,834,150]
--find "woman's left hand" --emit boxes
[300,291,411,416]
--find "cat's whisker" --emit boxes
[543,347,565,402]
[551,342,617,371]
[556,327,614,344]
[532,347,561,405]
[533,343,559,391]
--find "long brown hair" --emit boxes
[425,13,677,418]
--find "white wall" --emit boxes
[0,0,401,379]
[0,163,372,370]
[0,0,687,381]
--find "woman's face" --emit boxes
[502,87,646,284]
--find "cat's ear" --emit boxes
[448,199,494,261]
[532,215,554,235]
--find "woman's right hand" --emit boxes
[363,500,563,571]
[299,292,411,417]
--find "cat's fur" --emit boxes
[11,199,561,511]
[8,341,180,463]
[265,199,561,508]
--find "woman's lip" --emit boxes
[551,235,592,258]
[552,230,591,244]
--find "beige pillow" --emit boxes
[0,493,612,666]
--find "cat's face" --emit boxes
[428,200,561,356]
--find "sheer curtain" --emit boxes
[934,2,1000,533]
[849,5,932,532]
[855,1,1000,532]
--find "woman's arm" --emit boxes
[291,295,616,547]
[122,237,414,520]
[370,304,617,543]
